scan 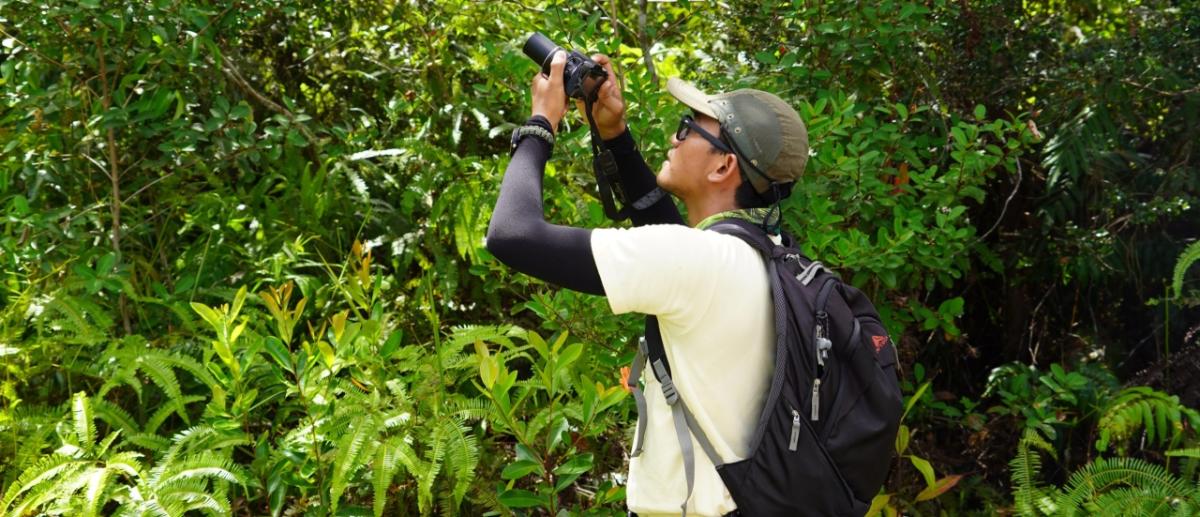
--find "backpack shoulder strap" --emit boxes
[640,314,722,516]
[706,219,778,257]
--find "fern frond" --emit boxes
[98,367,144,400]
[72,392,97,453]
[1056,457,1195,513]
[447,324,517,349]
[329,415,381,514]
[41,292,109,340]
[445,397,491,422]
[440,418,478,510]
[136,356,189,424]
[1,454,84,511]
[127,432,173,452]
[92,399,140,437]
[153,351,220,389]
[1089,485,1195,516]
[372,435,404,517]
[1010,428,1055,516]
[1172,241,1200,299]
[153,451,245,487]
[81,466,113,517]
[1097,387,1196,453]
[1167,448,1200,459]
[142,396,203,438]
[161,424,249,459]
[105,451,145,479]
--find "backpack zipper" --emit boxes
[789,408,801,451]
[811,378,821,421]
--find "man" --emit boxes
[487,50,809,516]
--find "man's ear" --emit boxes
[707,153,741,186]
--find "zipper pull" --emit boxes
[811,378,821,421]
[814,325,827,367]
[790,409,801,451]
[816,336,832,367]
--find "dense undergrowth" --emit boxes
[2,0,1198,515]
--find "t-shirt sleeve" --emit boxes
[591,225,741,324]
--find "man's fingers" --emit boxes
[548,50,567,82]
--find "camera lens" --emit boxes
[522,32,560,76]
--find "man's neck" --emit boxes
[684,196,739,227]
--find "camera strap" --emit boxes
[583,92,631,221]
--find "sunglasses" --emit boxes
[676,115,733,154]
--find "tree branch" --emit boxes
[216,55,319,144]
[0,25,66,69]
[637,0,658,84]
[96,34,133,335]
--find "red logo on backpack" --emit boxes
[872,335,889,353]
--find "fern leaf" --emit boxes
[1010,428,1055,516]
[92,399,140,437]
[1057,457,1193,513]
[372,436,403,517]
[1,454,83,511]
[72,392,97,454]
[441,419,478,510]
[1172,241,1200,299]
[155,350,220,389]
[105,451,145,479]
[155,451,245,488]
[137,356,189,424]
[330,415,380,515]
[1167,448,1200,459]
[1097,387,1192,453]
[82,466,113,517]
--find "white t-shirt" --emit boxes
[591,224,775,517]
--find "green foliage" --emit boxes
[474,326,628,513]
[1096,387,1200,455]
[1012,449,1200,516]
[2,0,1197,514]
[1172,241,1200,301]
[1,392,246,517]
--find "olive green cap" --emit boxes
[667,77,809,194]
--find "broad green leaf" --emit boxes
[500,459,543,480]
[895,424,910,455]
[909,455,936,487]
[498,488,545,508]
[317,340,337,369]
[865,493,891,517]
[553,453,593,476]
[190,303,223,330]
[902,381,931,421]
[915,474,963,501]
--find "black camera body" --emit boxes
[523,32,607,101]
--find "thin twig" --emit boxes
[124,172,174,205]
[0,26,67,69]
[96,33,133,335]
[975,155,1022,243]
[606,0,626,91]
[216,55,319,144]
[636,0,658,84]
[1122,79,1200,97]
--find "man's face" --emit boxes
[657,113,728,199]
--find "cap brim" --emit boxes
[667,78,718,119]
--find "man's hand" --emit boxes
[531,51,569,133]
[575,54,627,140]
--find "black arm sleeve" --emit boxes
[486,123,605,295]
[603,128,686,227]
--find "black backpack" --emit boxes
[625,219,902,516]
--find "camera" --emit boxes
[522,32,607,102]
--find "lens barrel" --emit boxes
[522,32,560,75]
